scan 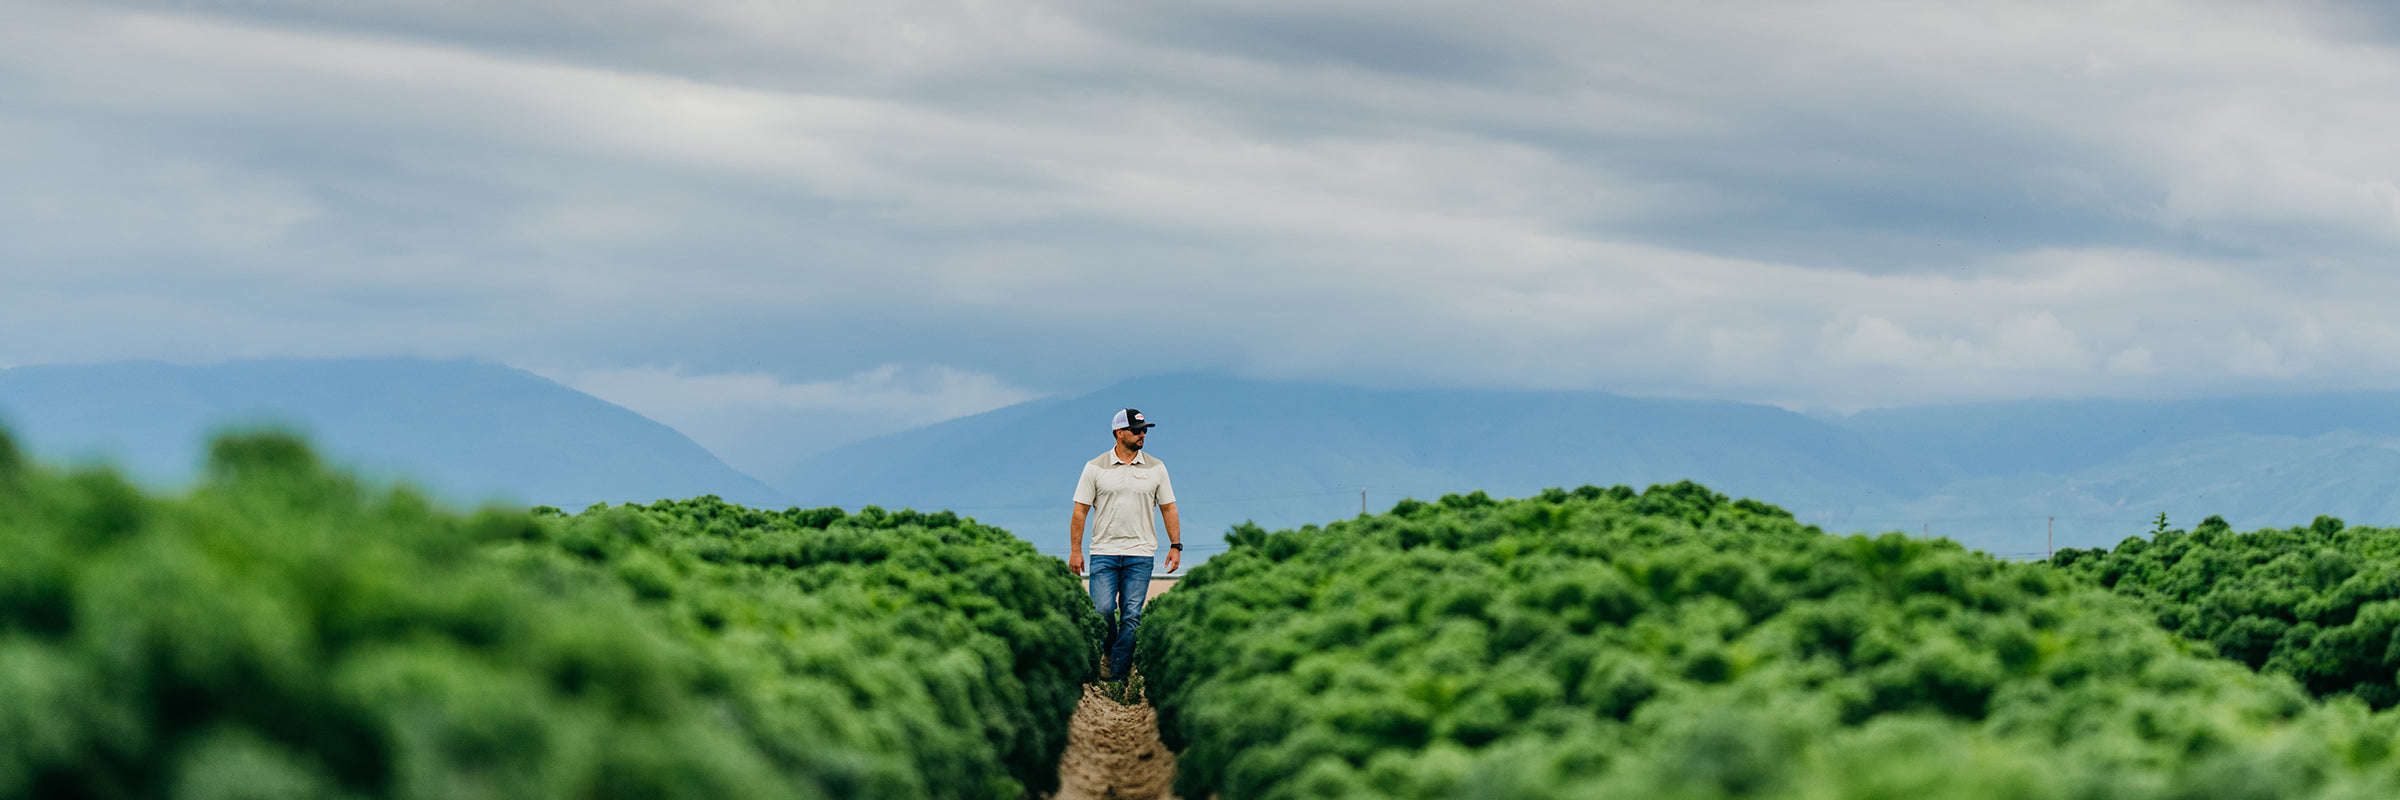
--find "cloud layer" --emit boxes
[545,364,1041,477]
[5,0,2400,417]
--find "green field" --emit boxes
[1142,483,2400,800]
[0,430,1096,800]
[12,429,2400,799]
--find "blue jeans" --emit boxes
[1089,554,1155,680]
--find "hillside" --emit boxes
[0,358,783,508]
[776,374,2400,561]
[23,360,2376,559]
[775,373,1937,560]
[1842,392,2400,474]
[1839,394,2400,553]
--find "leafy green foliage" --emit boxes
[0,429,1097,800]
[2051,513,2400,708]
[1141,481,2400,800]
[509,497,1102,799]
[1098,673,1147,706]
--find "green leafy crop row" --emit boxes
[512,495,1102,799]
[0,430,1097,800]
[2052,514,2400,709]
[1140,482,2400,800]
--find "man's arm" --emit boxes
[1070,463,1099,575]
[1160,502,1182,573]
[1069,502,1090,574]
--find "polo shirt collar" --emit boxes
[1110,450,1149,466]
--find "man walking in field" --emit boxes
[1069,408,1182,682]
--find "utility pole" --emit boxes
[1360,489,1367,516]
[2047,517,2054,559]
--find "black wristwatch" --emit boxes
[1169,543,1183,550]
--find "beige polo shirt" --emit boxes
[1073,449,1177,557]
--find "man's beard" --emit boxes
[1124,438,1143,452]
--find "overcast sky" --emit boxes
[7,0,2400,469]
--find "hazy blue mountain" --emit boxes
[1834,430,2400,556]
[16,359,2379,563]
[1833,395,2400,554]
[776,373,1940,561]
[0,359,784,509]
[777,375,2400,563]
[1842,393,2400,475]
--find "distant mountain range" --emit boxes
[776,373,1929,558]
[0,359,783,509]
[6,359,2391,562]
[782,374,2400,560]
[1840,394,2400,553]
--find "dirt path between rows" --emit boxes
[1052,575,1183,799]
[1052,681,1178,800]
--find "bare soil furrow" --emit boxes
[1052,682,1177,800]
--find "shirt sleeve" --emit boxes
[1072,463,1099,505]
[1154,463,1176,506]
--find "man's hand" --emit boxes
[1163,548,1181,574]
[1069,552,1085,575]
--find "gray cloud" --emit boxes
[538,363,1042,477]
[4,0,2400,425]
